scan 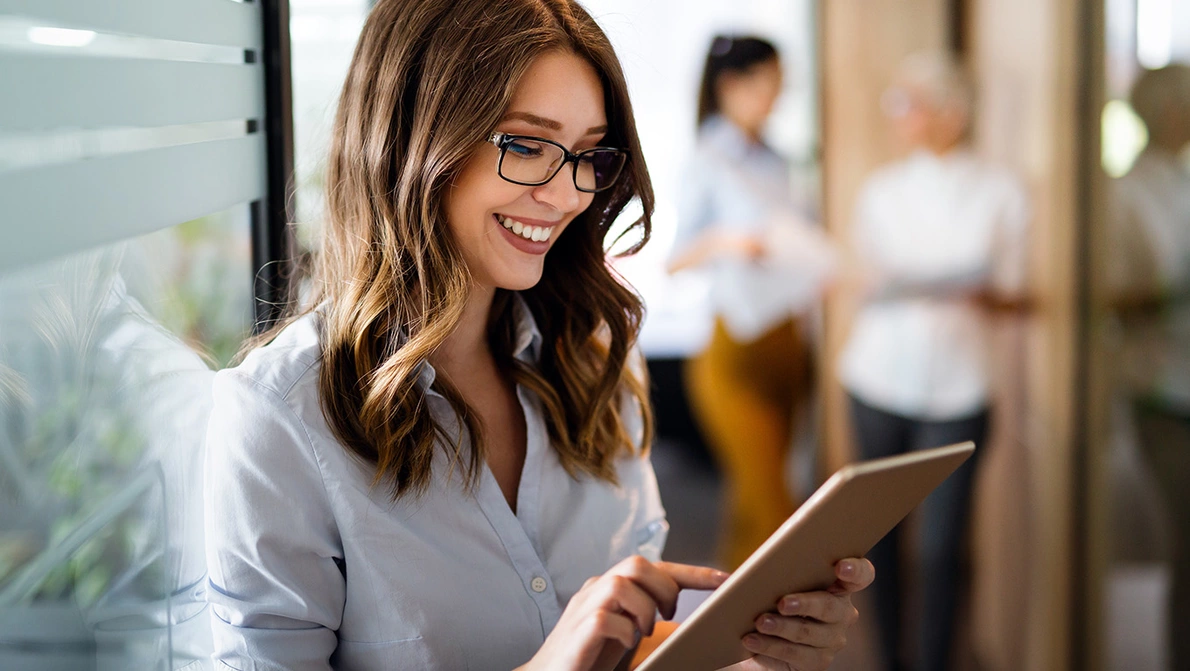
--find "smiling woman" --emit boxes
[202,1,873,670]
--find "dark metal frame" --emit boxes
[251,0,295,333]
[1070,0,1105,667]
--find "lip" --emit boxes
[493,213,554,255]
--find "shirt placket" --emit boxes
[469,385,563,640]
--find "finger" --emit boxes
[606,556,682,620]
[831,558,875,593]
[754,613,848,650]
[598,574,660,636]
[652,561,730,592]
[585,609,638,651]
[610,557,728,620]
[734,656,790,670]
[742,633,835,671]
[776,591,857,625]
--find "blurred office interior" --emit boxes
[0,0,1187,669]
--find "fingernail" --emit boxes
[743,633,763,649]
[714,570,731,581]
[782,597,800,613]
[757,614,777,633]
[840,560,855,577]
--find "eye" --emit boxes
[505,138,546,159]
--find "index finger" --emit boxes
[653,561,730,592]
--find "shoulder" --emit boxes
[853,162,910,222]
[860,159,913,196]
[222,312,323,404]
[207,312,327,463]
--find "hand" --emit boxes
[517,556,729,671]
[826,264,887,301]
[735,558,875,671]
[718,232,767,261]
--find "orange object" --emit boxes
[629,620,680,670]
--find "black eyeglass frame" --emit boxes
[487,131,628,193]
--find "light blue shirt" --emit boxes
[203,297,669,670]
[671,116,823,341]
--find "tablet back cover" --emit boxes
[635,442,975,671]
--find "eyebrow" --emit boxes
[501,111,607,136]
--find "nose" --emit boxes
[531,161,583,213]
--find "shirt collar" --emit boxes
[509,292,544,365]
[416,292,542,393]
[700,114,772,162]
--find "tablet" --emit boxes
[634,441,976,671]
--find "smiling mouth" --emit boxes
[497,214,556,243]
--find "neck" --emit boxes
[723,113,763,143]
[925,134,964,156]
[432,282,497,375]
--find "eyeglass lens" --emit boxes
[499,137,626,191]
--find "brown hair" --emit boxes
[696,35,779,127]
[247,0,655,499]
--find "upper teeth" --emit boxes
[499,215,553,242]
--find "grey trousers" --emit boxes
[1133,399,1190,671]
[848,395,989,671]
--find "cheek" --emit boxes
[895,113,928,139]
[447,161,514,239]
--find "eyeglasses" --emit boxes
[488,132,628,193]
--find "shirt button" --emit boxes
[530,576,548,593]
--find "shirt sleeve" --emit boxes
[1105,178,1162,298]
[621,348,669,562]
[204,370,344,671]
[988,177,1032,296]
[667,152,716,265]
[632,461,670,563]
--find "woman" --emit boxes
[838,52,1030,671]
[203,2,872,670]
[667,35,836,570]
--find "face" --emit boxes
[717,59,783,133]
[446,50,607,293]
[883,79,967,151]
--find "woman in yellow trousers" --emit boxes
[686,318,811,569]
[669,35,833,569]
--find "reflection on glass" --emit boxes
[0,206,253,670]
[1100,3,1190,664]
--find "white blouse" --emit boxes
[839,149,1031,419]
[203,298,669,670]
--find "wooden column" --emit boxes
[967,0,1097,668]
[820,0,1095,669]
[818,0,951,475]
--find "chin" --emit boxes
[492,265,546,292]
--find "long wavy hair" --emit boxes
[247,0,655,500]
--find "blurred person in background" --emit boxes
[837,51,1031,671]
[666,35,837,571]
[1106,62,1190,671]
